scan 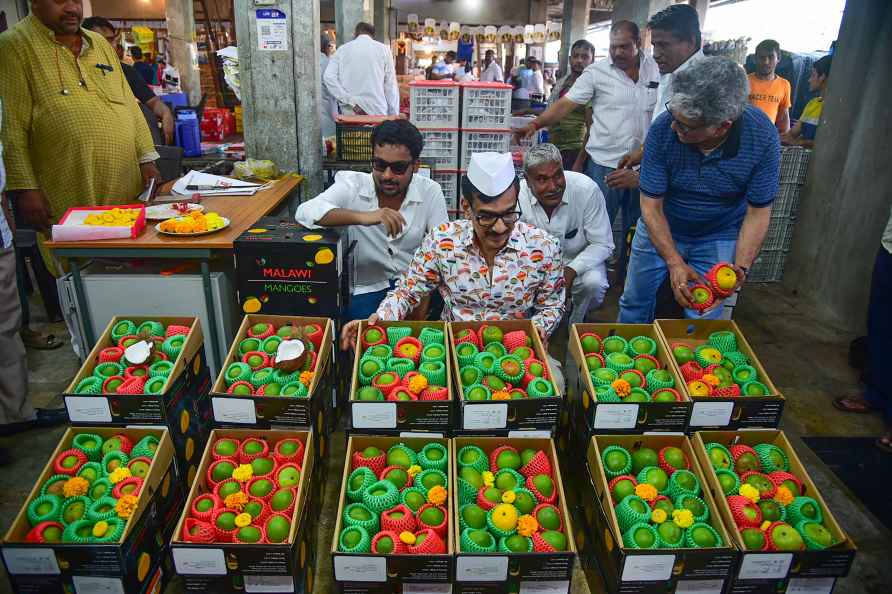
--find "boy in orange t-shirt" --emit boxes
[748,39,791,133]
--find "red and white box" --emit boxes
[51,204,146,242]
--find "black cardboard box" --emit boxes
[170,428,317,593]
[583,434,739,594]
[451,436,577,594]
[2,427,180,594]
[234,218,348,319]
[691,430,856,591]
[331,435,454,591]
[655,320,785,430]
[448,320,563,434]
[61,316,212,482]
[569,323,691,434]
[349,320,455,434]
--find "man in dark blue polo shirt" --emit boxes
[619,56,780,322]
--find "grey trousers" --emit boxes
[0,246,32,424]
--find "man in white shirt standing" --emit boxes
[323,22,399,116]
[480,49,504,83]
[514,21,659,274]
[295,120,448,320]
[319,33,338,139]
[518,144,614,324]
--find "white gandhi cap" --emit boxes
[467,152,515,197]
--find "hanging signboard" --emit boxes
[256,8,288,51]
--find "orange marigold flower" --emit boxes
[634,483,658,501]
[63,477,90,498]
[408,374,429,394]
[517,514,539,537]
[427,485,448,506]
[774,485,794,506]
[224,491,249,512]
[611,379,631,397]
[115,494,139,519]
[701,374,720,387]
[299,371,314,386]
[491,390,511,400]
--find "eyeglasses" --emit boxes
[664,101,708,135]
[371,158,413,175]
[472,203,522,228]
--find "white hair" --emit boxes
[668,56,749,125]
[523,143,562,173]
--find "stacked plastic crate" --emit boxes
[410,81,461,216]
[458,82,514,216]
[749,147,811,282]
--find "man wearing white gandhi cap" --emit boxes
[341,152,567,387]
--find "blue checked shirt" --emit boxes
[640,105,780,241]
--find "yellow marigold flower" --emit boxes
[501,490,516,504]
[482,471,495,488]
[232,464,254,482]
[224,491,248,512]
[399,531,416,545]
[115,494,139,519]
[739,483,760,504]
[760,521,772,531]
[651,509,667,524]
[491,390,511,401]
[234,513,252,528]
[407,465,422,480]
[92,521,109,538]
[702,374,720,387]
[611,379,631,397]
[408,374,428,394]
[427,485,447,506]
[516,514,539,537]
[108,467,132,484]
[672,509,694,528]
[634,483,658,501]
[299,371,314,386]
[63,477,89,498]
[774,485,794,506]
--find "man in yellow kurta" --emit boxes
[0,0,160,272]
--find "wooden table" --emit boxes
[46,176,302,365]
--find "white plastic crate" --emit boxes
[419,129,460,170]
[410,81,460,128]
[460,130,512,170]
[431,169,459,211]
[460,82,513,129]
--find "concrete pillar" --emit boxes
[335,0,370,46]
[233,0,324,200]
[558,0,591,78]
[165,0,202,104]
[373,0,390,44]
[782,0,892,330]
[611,0,671,36]
[529,0,548,23]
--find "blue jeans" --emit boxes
[865,248,892,422]
[346,281,396,322]
[618,222,737,323]
[586,161,640,270]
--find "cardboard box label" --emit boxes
[2,547,60,575]
[737,553,793,580]
[463,404,508,430]
[675,579,725,593]
[244,575,296,593]
[71,575,126,594]
[786,577,836,594]
[403,584,453,594]
[333,554,387,582]
[212,397,257,424]
[519,580,570,593]
[172,548,227,575]
[455,555,509,581]
[352,402,397,429]
[593,403,638,429]
[65,396,113,423]
[689,401,734,427]
[401,432,445,438]
[621,554,675,581]
[508,430,552,438]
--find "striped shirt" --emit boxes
[566,52,661,168]
[640,105,781,241]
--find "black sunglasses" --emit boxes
[371,158,413,175]
[471,202,523,228]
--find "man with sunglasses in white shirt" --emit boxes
[295,120,448,320]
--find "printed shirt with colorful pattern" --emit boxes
[376,219,566,337]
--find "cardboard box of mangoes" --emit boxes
[656,319,785,430]
[349,320,454,433]
[582,434,738,594]
[569,323,691,434]
[448,320,562,433]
